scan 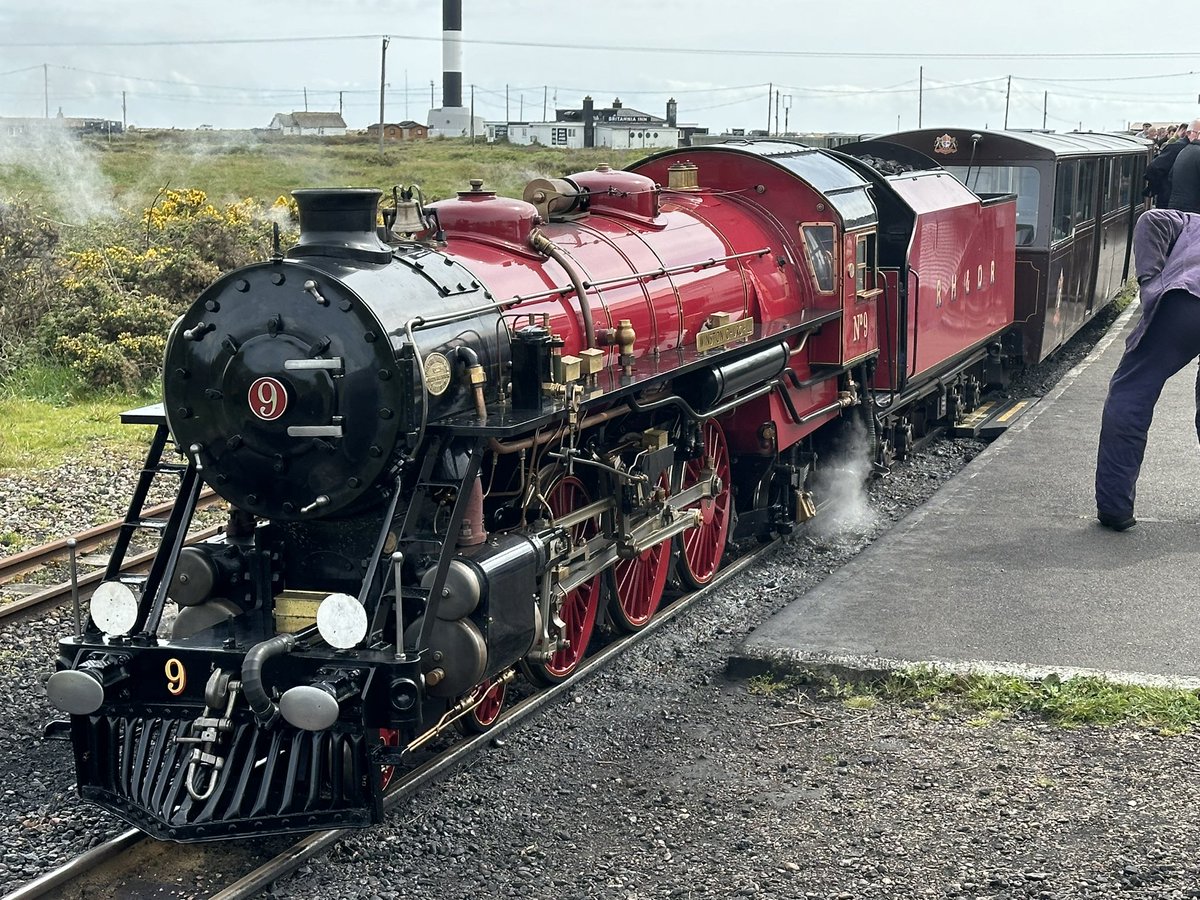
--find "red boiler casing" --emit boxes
[431,169,802,358]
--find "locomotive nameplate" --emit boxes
[696,318,754,353]
[423,352,452,396]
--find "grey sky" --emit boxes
[1,0,1198,134]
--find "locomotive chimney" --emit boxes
[583,95,595,149]
[289,189,393,264]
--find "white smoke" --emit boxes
[0,126,116,223]
[810,417,878,539]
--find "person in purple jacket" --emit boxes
[1095,208,1200,530]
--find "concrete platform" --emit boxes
[734,301,1200,687]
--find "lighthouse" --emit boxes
[427,0,483,138]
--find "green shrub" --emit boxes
[0,198,65,378]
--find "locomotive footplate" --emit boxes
[950,397,1038,440]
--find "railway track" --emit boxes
[0,493,221,624]
[1,537,777,900]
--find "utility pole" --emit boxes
[1043,91,1048,129]
[121,90,126,132]
[378,36,389,154]
[304,86,308,111]
[1003,74,1012,129]
[520,94,524,120]
[919,66,923,128]
[430,80,435,109]
[506,84,509,123]
[766,82,772,134]
[542,85,547,122]
[470,84,475,143]
[405,69,408,119]
[774,90,780,136]
[784,95,792,136]
[43,63,48,118]
[338,91,343,117]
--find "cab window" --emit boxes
[801,224,837,293]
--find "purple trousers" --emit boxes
[1095,289,1200,517]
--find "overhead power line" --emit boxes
[3,31,1200,61]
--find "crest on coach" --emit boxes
[933,133,958,155]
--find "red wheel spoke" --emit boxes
[677,421,731,589]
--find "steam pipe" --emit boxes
[241,633,297,725]
[530,229,596,350]
[487,403,631,455]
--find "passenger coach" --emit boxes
[843,130,1149,364]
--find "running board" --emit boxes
[951,397,1038,440]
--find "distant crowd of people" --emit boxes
[1137,120,1200,212]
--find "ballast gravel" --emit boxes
[3,300,1192,899]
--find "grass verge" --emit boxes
[748,664,1200,735]
[0,363,155,474]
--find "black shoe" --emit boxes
[1097,511,1137,532]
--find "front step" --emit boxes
[951,397,1038,440]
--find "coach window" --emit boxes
[1102,158,1121,215]
[1052,160,1077,242]
[944,164,1040,245]
[1119,157,1135,207]
[1075,159,1097,227]
[801,224,837,294]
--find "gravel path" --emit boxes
[4,300,1188,899]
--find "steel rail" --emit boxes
[0,828,144,900]
[0,492,219,586]
[0,523,224,624]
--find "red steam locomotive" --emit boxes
[43,137,1124,841]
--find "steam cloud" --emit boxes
[810,417,878,539]
[0,126,116,223]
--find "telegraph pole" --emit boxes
[303,86,308,111]
[774,90,780,136]
[121,91,126,131]
[378,36,389,154]
[43,63,48,118]
[542,86,547,122]
[338,91,343,117]
[470,84,475,143]
[506,84,509,123]
[919,65,923,128]
[1043,91,1048,130]
[1003,75,1012,129]
[766,82,772,134]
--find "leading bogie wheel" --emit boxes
[521,474,602,686]
[676,419,732,590]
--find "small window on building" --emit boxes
[801,224,837,294]
[552,128,568,145]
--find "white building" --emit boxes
[493,121,679,149]
[268,112,348,136]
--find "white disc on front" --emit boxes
[316,592,368,649]
[91,581,138,636]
